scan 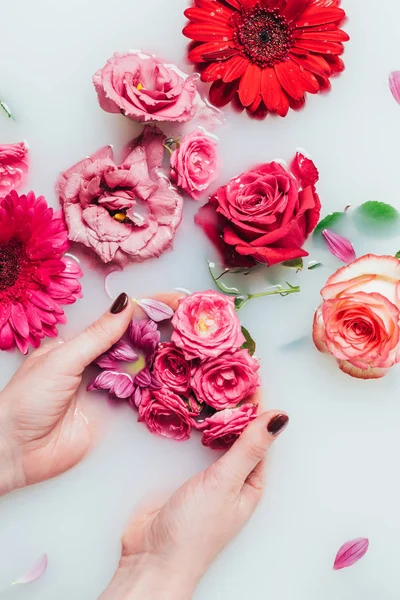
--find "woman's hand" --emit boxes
[0,293,134,495]
[99,409,288,600]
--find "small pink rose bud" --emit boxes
[322,229,356,263]
[333,537,369,570]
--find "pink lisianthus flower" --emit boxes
[201,404,258,450]
[171,290,245,360]
[88,319,161,403]
[152,342,192,395]
[93,51,198,123]
[191,349,260,410]
[170,131,218,200]
[313,254,400,379]
[58,125,183,268]
[0,142,28,197]
[139,387,193,441]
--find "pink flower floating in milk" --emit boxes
[88,291,261,449]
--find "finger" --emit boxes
[55,293,135,375]
[216,410,289,487]
[244,457,265,493]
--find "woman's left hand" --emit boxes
[0,293,134,495]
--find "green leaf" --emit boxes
[314,212,345,236]
[282,258,303,270]
[356,201,399,223]
[308,262,323,270]
[241,326,256,356]
[395,251,400,259]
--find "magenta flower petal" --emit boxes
[107,339,138,362]
[389,71,400,104]
[333,538,369,570]
[322,229,356,263]
[137,299,174,322]
[13,554,48,585]
[112,373,135,398]
[88,370,117,391]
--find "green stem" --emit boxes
[0,101,15,120]
[235,283,300,310]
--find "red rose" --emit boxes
[138,388,192,441]
[195,153,321,267]
[152,342,192,395]
[201,404,258,450]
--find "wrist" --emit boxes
[99,552,196,600]
[0,397,25,496]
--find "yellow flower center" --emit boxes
[113,212,126,223]
[196,314,216,337]
[137,83,143,91]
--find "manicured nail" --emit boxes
[267,414,289,435]
[110,293,129,314]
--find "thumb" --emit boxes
[216,410,289,487]
[56,293,135,374]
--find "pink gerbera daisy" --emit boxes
[0,191,83,354]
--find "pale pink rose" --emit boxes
[191,349,260,410]
[152,342,192,395]
[0,142,28,197]
[138,388,193,441]
[57,126,183,268]
[170,131,218,200]
[201,404,258,450]
[313,254,400,379]
[93,51,198,123]
[171,291,245,360]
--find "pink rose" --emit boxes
[93,51,198,123]
[201,404,258,450]
[138,388,193,441]
[152,342,192,395]
[58,126,183,268]
[171,291,245,360]
[0,142,28,197]
[191,349,260,410]
[170,131,218,200]
[313,254,400,379]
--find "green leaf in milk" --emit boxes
[241,326,256,356]
[395,251,400,259]
[314,212,345,236]
[356,201,399,224]
[282,258,304,270]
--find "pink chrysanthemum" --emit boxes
[0,191,83,354]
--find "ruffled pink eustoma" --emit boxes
[0,142,28,197]
[0,191,82,354]
[58,126,183,268]
[93,51,198,123]
[313,254,400,379]
[201,403,258,450]
[171,290,245,360]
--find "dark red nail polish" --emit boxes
[267,414,289,435]
[110,293,129,314]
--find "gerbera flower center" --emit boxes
[0,238,24,291]
[234,7,293,67]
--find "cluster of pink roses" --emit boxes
[58,51,219,268]
[89,291,261,449]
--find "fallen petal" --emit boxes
[333,538,369,570]
[322,229,356,263]
[13,554,48,585]
[137,298,174,322]
[389,71,400,104]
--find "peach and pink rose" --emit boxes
[152,342,192,395]
[0,142,28,197]
[191,349,260,410]
[58,126,183,268]
[170,131,218,200]
[201,404,258,450]
[171,291,245,360]
[138,387,193,441]
[93,52,198,123]
[313,254,400,379]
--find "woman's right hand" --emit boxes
[99,409,289,600]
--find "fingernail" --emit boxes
[267,414,289,435]
[110,293,129,314]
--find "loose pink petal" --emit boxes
[322,229,356,263]
[333,538,369,570]
[13,554,48,585]
[389,71,400,104]
[137,299,174,322]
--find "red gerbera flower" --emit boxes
[0,191,83,354]
[183,0,349,117]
